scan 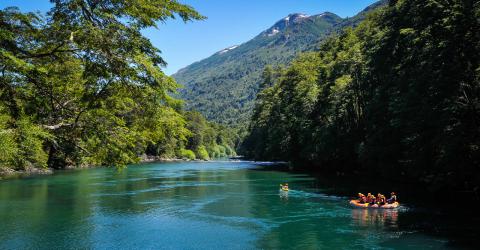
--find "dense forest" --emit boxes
[0,0,237,172]
[242,0,480,193]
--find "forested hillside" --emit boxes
[0,1,236,172]
[242,0,480,193]
[173,2,387,126]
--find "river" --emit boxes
[0,161,475,249]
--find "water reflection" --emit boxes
[279,190,289,200]
[351,208,399,229]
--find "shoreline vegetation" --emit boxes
[0,155,214,180]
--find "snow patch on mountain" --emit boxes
[296,14,309,19]
[289,13,310,22]
[218,45,239,54]
[267,28,280,37]
[265,13,310,37]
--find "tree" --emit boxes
[1,1,206,169]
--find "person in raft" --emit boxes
[366,193,374,204]
[280,183,289,190]
[387,192,397,203]
[357,192,397,204]
[358,193,367,203]
[377,193,386,205]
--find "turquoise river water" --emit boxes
[0,161,474,249]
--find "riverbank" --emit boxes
[140,154,189,163]
[0,155,210,180]
[0,167,53,180]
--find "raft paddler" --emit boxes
[376,193,384,205]
[357,193,367,203]
[387,192,397,204]
[377,194,386,205]
[369,194,377,205]
[366,193,373,204]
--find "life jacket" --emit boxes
[366,195,372,203]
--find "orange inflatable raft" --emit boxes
[350,200,399,209]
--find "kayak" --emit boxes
[280,187,289,192]
[350,200,399,209]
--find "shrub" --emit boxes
[179,149,196,160]
[196,146,209,160]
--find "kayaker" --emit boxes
[387,192,397,204]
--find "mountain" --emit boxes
[173,1,386,126]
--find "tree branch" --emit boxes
[42,123,72,130]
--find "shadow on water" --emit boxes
[252,162,480,249]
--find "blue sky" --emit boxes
[1,0,378,75]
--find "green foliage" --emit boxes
[179,149,196,160]
[0,108,17,168]
[195,146,210,160]
[183,111,237,160]
[15,118,52,169]
[145,107,191,159]
[0,1,232,170]
[0,107,51,170]
[241,52,322,161]
[243,0,480,192]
